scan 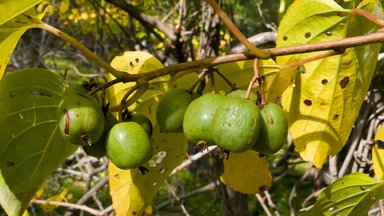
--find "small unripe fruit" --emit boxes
[253,103,288,154]
[125,113,153,136]
[58,92,104,146]
[83,112,118,157]
[156,88,197,132]
[106,122,153,169]
[183,93,225,144]
[212,97,262,153]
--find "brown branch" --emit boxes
[120,31,384,83]
[105,0,176,41]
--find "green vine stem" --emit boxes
[38,22,128,81]
[206,0,271,59]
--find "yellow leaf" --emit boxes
[220,151,272,194]
[41,189,68,213]
[372,126,384,180]
[32,180,47,199]
[107,51,169,109]
[109,120,187,215]
[279,0,383,168]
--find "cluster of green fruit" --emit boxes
[57,84,153,170]
[156,88,288,155]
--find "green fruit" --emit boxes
[83,112,118,157]
[253,103,288,154]
[183,93,225,144]
[156,88,197,132]
[58,92,104,146]
[106,122,153,169]
[212,97,262,153]
[126,113,153,136]
[226,89,258,102]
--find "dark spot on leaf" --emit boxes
[283,36,288,41]
[133,211,137,215]
[321,79,328,85]
[340,77,349,88]
[9,91,15,98]
[320,100,327,106]
[360,185,366,191]
[337,12,343,17]
[6,161,15,168]
[31,91,53,97]
[139,166,149,175]
[114,174,120,179]
[303,99,312,106]
[333,114,339,120]
[376,140,384,149]
[129,61,134,68]
[326,31,332,36]
[135,58,139,63]
[305,32,311,38]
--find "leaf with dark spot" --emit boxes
[304,99,312,106]
[340,77,350,88]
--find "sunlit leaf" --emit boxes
[109,125,187,215]
[0,9,42,79]
[0,68,77,216]
[279,0,383,168]
[372,125,384,180]
[107,51,169,110]
[220,150,272,194]
[0,0,42,26]
[301,173,384,216]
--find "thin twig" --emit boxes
[255,193,273,216]
[31,200,102,216]
[264,191,281,216]
[170,145,218,176]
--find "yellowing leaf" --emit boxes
[372,126,384,180]
[40,189,68,213]
[220,151,272,194]
[279,0,383,168]
[107,51,169,109]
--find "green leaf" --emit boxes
[279,0,383,168]
[301,173,384,216]
[0,68,77,216]
[0,9,42,79]
[0,0,42,26]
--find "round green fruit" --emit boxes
[183,93,225,144]
[83,112,118,157]
[253,103,288,154]
[156,88,197,132]
[212,97,262,153]
[126,113,153,136]
[58,92,104,146]
[226,89,258,102]
[106,122,153,169]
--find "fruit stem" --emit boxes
[206,0,271,59]
[38,23,128,81]
[209,68,216,93]
[188,70,208,93]
[215,69,237,91]
[245,59,266,105]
